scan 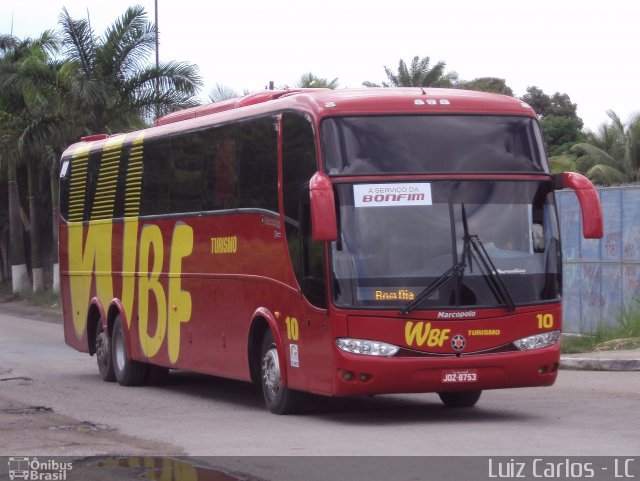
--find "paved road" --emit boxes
[1,306,638,467]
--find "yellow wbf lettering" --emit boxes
[68,222,114,337]
[167,223,193,364]
[136,222,194,362]
[121,218,138,327]
[64,131,195,363]
[404,321,451,348]
[67,219,194,363]
[138,225,167,358]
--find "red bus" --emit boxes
[58,88,603,414]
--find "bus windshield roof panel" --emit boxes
[154,88,536,127]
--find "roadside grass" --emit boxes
[562,300,640,353]
[0,280,11,298]
[0,280,61,312]
[18,287,61,311]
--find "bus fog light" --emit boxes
[514,331,561,350]
[336,338,399,357]
[340,370,355,381]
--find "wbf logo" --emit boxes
[7,458,72,481]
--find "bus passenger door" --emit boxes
[283,183,332,394]
[281,112,332,394]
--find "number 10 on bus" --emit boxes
[285,317,299,341]
[537,314,554,329]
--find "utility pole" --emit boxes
[154,0,159,70]
[154,0,160,119]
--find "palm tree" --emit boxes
[570,111,640,185]
[1,32,85,293]
[363,55,458,88]
[0,6,204,293]
[295,72,339,89]
[0,33,61,292]
[59,5,203,132]
[209,84,241,102]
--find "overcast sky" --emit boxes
[3,0,639,132]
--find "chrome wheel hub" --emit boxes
[114,330,126,371]
[262,347,281,400]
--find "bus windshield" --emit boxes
[322,115,548,175]
[331,180,561,309]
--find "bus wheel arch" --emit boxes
[248,316,269,385]
[106,302,125,341]
[87,300,116,382]
[248,310,288,387]
[86,303,101,356]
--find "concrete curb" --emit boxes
[560,352,640,371]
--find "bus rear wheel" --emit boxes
[95,321,116,382]
[111,315,147,386]
[438,390,482,408]
[260,331,302,414]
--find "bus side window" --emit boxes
[282,113,327,309]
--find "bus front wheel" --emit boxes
[260,331,302,415]
[112,315,147,386]
[438,390,482,408]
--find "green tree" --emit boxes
[295,72,339,89]
[0,32,61,292]
[521,86,584,154]
[363,55,458,88]
[541,116,586,157]
[456,77,514,96]
[569,111,640,185]
[0,6,204,293]
[521,86,583,130]
[59,4,203,132]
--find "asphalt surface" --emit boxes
[1,297,638,481]
[1,297,638,372]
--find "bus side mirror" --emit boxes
[309,172,337,242]
[554,172,603,239]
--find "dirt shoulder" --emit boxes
[0,394,182,457]
[0,296,62,324]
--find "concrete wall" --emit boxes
[557,186,640,333]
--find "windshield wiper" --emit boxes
[400,204,516,316]
[460,203,516,312]
[401,201,469,315]
[464,234,516,311]
[401,262,465,315]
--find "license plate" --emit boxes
[441,369,479,383]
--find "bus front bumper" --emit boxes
[331,344,560,397]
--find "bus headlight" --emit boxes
[336,338,400,357]
[514,331,561,350]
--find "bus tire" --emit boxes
[111,315,147,386]
[145,365,169,385]
[260,331,303,415]
[438,390,482,408]
[95,321,116,382]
